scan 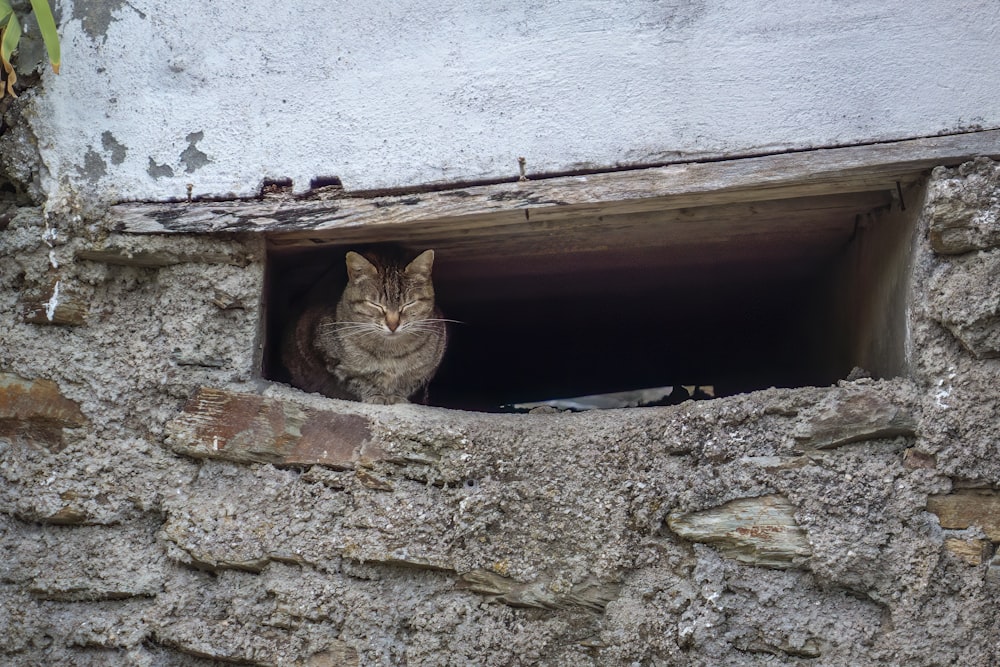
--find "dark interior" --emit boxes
[263,189,908,412]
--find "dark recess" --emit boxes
[264,236,859,412]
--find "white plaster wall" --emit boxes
[25,0,1000,200]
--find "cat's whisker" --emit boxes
[338,328,384,340]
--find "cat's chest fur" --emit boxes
[281,249,447,405]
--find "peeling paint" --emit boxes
[28,1,1000,199]
[147,158,175,180]
[180,131,211,174]
[101,131,127,165]
[71,0,145,42]
[77,149,108,183]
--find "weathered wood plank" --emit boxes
[265,191,885,257]
[109,131,1000,236]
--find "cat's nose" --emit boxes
[386,312,400,332]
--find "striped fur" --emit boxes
[282,249,447,404]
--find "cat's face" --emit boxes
[340,250,437,337]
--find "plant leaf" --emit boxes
[28,0,58,73]
[0,1,13,25]
[1,12,20,97]
[0,10,18,62]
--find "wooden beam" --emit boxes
[109,131,1000,236]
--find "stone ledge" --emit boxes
[792,389,917,450]
[166,387,382,469]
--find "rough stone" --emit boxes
[791,389,917,449]
[460,569,621,612]
[76,245,252,268]
[666,494,812,568]
[942,537,991,566]
[20,277,89,325]
[926,250,1000,358]
[927,490,1000,541]
[3,519,167,602]
[166,387,380,469]
[927,158,1000,254]
[0,372,88,450]
[3,156,1000,664]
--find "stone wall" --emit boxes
[1,160,1000,665]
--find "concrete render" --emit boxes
[8,0,1000,201]
[1,160,999,665]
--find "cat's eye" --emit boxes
[365,300,386,313]
[400,301,418,312]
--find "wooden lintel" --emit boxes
[109,131,1000,236]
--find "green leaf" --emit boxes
[1,10,19,61]
[1,11,20,96]
[0,2,13,26]
[28,0,58,73]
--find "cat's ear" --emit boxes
[345,251,377,282]
[405,249,435,280]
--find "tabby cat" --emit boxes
[281,249,448,404]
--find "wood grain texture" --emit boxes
[109,131,1000,239]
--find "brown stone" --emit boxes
[666,494,812,568]
[166,387,377,469]
[305,643,360,667]
[927,490,1000,541]
[793,390,916,450]
[42,506,89,525]
[0,373,88,451]
[20,278,88,326]
[943,537,991,566]
[355,469,394,490]
[902,448,937,470]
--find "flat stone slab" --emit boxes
[927,490,1000,541]
[0,372,88,451]
[667,494,812,568]
[166,387,381,469]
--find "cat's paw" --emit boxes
[364,394,409,405]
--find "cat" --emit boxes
[281,248,448,404]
